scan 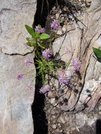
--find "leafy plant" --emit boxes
[25,25,54,84]
[92,47,101,59]
[16,23,82,94]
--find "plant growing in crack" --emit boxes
[92,47,101,60]
[15,20,82,94]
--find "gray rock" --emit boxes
[52,124,57,129]
[0,0,36,134]
[52,0,101,112]
[56,133,63,134]
[57,116,66,124]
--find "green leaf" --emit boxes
[30,41,36,46]
[26,37,30,41]
[34,32,40,38]
[27,42,33,47]
[37,43,45,49]
[40,33,50,40]
[25,25,35,37]
[92,47,101,59]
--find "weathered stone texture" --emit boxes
[45,0,101,133]
[0,0,36,134]
[52,0,101,112]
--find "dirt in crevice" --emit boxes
[33,0,58,28]
[32,77,48,134]
[32,1,58,134]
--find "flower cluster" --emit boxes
[39,84,51,94]
[35,25,45,33]
[42,48,53,59]
[24,57,33,66]
[15,72,23,80]
[15,57,33,90]
[72,58,81,69]
[51,19,60,29]
[15,22,82,95]
[65,48,72,54]
[16,72,33,90]
[59,72,69,84]
[26,83,33,90]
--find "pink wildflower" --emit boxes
[26,83,33,90]
[66,48,72,54]
[72,58,81,69]
[15,72,23,80]
[35,25,45,33]
[24,57,33,66]
[59,72,69,84]
[42,48,53,59]
[39,84,51,94]
[51,19,60,29]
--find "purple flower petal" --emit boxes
[26,83,33,90]
[58,72,69,84]
[51,19,60,29]
[42,48,53,59]
[24,57,33,66]
[65,48,72,54]
[72,58,81,69]
[39,84,51,94]
[35,25,45,33]
[15,72,23,80]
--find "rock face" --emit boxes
[0,0,36,134]
[52,0,101,112]
[44,0,101,133]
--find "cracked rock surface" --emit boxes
[0,0,36,134]
[44,0,101,133]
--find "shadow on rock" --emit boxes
[31,77,48,134]
[96,119,101,134]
